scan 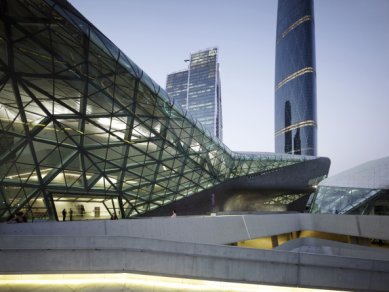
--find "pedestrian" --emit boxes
[69,208,73,221]
[62,208,67,221]
[171,210,176,218]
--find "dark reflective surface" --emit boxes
[275,0,317,156]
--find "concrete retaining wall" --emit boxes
[0,235,389,291]
[2,214,389,290]
[2,214,389,243]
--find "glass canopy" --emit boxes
[0,0,315,221]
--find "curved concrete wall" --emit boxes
[1,214,389,243]
[1,214,389,291]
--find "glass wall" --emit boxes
[167,48,222,140]
[310,186,381,214]
[275,0,317,156]
[166,70,188,109]
[0,0,315,222]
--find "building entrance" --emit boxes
[51,194,119,221]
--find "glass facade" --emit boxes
[309,157,389,215]
[166,70,188,109]
[275,0,317,156]
[166,48,223,140]
[310,186,382,214]
[0,0,317,222]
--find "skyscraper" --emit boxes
[166,48,223,140]
[275,0,317,156]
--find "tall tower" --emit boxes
[166,48,223,140]
[275,0,317,156]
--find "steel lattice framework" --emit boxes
[0,0,316,221]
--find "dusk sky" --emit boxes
[70,0,389,175]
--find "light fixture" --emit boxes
[0,273,345,292]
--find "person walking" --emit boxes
[69,208,73,221]
[62,208,67,221]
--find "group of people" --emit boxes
[61,205,86,221]
[62,208,73,221]
[7,208,177,223]
[7,211,27,223]
[61,207,120,221]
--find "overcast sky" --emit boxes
[69,0,389,175]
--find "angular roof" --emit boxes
[0,0,326,221]
[320,157,389,190]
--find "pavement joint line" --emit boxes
[242,215,251,240]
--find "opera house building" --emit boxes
[1,1,388,291]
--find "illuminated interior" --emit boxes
[0,0,319,222]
